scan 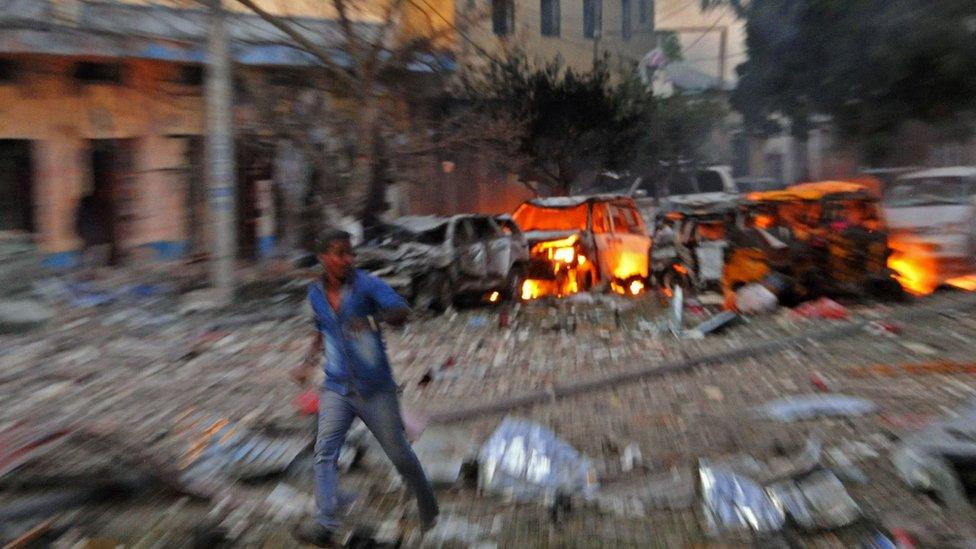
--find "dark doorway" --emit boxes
[85,139,135,266]
[236,140,272,260]
[0,140,35,233]
[174,136,206,257]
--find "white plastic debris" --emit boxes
[478,417,598,502]
[735,283,778,314]
[760,394,877,422]
[699,460,785,536]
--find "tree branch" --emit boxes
[230,0,359,91]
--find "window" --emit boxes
[468,217,499,240]
[638,0,652,26]
[621,0,632,40]
[695,170,725,193]
[0,60,18,83]
[609,205,644,234]
[591,204,611,234]
[609,205,631,233]
[583,0,601,38]
[540,0,560,37]
[72,62,125,85]
[492,0,514,36]
[173,65,204,86]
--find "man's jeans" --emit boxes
[314,388,438,529]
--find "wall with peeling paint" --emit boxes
[0,55,203,260]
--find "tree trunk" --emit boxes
[346,95,379,220]
[205,0,236,299]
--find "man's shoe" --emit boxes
[291,520,336,547]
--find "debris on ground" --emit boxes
[174,413,311,482]
[699,459,785,536]
[688,310,740,338]
[891,398,976,512]
[760,394,878,422]
[477,418,598,503]
[1,267,975,546]
[793,297,850,320]
[411,427,480,487]
[767,469,861,530]
[0,299,53,334]
[735,283,779,314]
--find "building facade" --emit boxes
[0,0,465,265]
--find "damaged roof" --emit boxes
[524,195,633,208]
[900,167,976,179]
[389,216,451,233]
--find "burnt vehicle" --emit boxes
[356,215,529,310]
[722,181,901,304]
[512,195,651,299]
[651,194,738,294]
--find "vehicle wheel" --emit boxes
[502,265,525,301]
[414,270,453,312]
[867,277,908,302]
[580,269,595,291]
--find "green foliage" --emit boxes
[459,51,723,194]
[658,31,684,62]
[731,0,976,160]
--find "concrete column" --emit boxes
[205,0,236,297]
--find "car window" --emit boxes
[610,206,631,233]
[468,217,499,240]
[592,204,611,234]
[513,203,588,231]
[454,219,476,245]
[667,173,698,196]
[624,206,645,234]
[496,218,518,236]
[886,176,975,206]
[696,170,725,193]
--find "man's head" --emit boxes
[315,229,355,282]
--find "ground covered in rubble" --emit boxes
[2,269,976,547]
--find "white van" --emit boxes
[884,167,976,281]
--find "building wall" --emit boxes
[460,0,659,74]
[0,55,209,265]
[654,0,745,85]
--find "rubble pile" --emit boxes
[2,269,976,546]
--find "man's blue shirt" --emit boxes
[308,269,408,396]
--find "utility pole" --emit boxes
[205,0,236,301]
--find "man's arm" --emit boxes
[366,274,411,327]
[291,330,322,386]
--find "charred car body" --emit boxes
[357,215,529,310]
[651,194,738,294]
[723,181,901,305]
[513,195,651,299]
[884,167,976,293]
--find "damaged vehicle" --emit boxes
[651,194,738,295]
[513,195,651,299]
[723,181,901,305]
[884,167,976,294]
[356,215,529,310]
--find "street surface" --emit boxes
[2,269,976,547]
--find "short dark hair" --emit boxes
[315,228,352,254]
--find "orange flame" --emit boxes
[488,291,500,303]
[946,275,976,291]
[887,236,940,295]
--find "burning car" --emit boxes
[723,181,901,304]
[512,195,651,299]
[884,167,976,294]
[356,214,529,310]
